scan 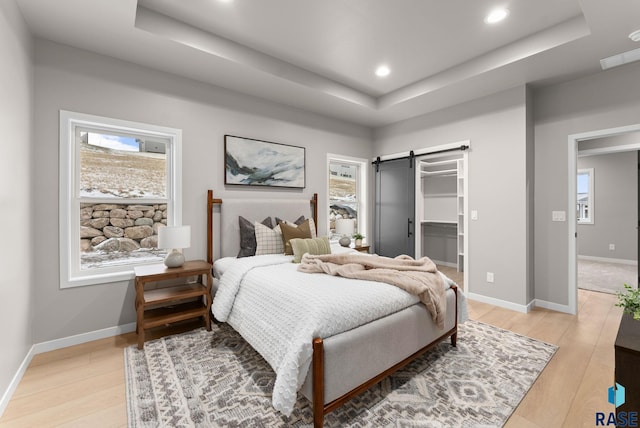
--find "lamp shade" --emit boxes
[335,218,355,236]
[158,225,191,250]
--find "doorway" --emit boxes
[576,150,638,295]
[373,141,470,294]
[568,124,640,314]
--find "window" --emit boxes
[60,111,182,287]
[328,155,368,241]
[577,168,594,224]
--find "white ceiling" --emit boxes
[15,0,640,127]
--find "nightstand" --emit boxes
[134,260,213,349]
[353,245,370,253]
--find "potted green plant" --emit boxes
[616,284,640,320]
[353,233,364,247]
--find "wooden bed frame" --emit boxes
[206,190,458,427]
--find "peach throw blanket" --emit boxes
[299,253,446,328]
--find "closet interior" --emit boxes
[417,152,466,272]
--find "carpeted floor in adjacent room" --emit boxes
[578,258,637,294]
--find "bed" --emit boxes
[206,190,466,427]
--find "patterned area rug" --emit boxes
[125,321,556,427]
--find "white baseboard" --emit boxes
[578,255,638,266]
[467,292,530,313]
[0,345,35,418]
[525,299,536,313]
[534,299,574,314]
[432,260,457,268]
[32,322,136,355]
[1,322,136,419]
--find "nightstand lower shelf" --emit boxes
[142,283,208,307]
[142,301,208,329]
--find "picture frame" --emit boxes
[224,135,306,188]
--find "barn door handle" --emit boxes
[408,218,413,237]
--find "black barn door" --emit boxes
[374,157,415,258]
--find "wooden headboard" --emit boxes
[207,190,318,263]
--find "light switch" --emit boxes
[471,210,478,220]
[552,211,566,222]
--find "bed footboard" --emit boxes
[309,286,459,428]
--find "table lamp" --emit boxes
[158,225,191,268]
[335,218,354,247]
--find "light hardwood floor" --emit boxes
[0,289,622,427]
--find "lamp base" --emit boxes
[339,236,352,247]
[164,249,185,268]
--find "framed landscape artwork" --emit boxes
[224,135,306,188]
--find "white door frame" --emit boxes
[567,124,640,314]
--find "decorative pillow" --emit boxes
[276,216,317,238]
[280,219,313,255]
[238,216,273,258]
[307,218,317,238]
[255,222,284,255]
[276,215,305,226]
[290,237,331,263]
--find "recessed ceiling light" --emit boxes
[375,65,390,77]
[485,8,509,24]
[630,30,640,42]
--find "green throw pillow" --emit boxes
[290,237,331,263]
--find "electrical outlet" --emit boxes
[609,244,616,251]
[486,272,494,283]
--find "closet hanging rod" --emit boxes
[419,158,459,167]
[420,168,457,176]
[372,144,469,167]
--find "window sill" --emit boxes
[62,269,135,288]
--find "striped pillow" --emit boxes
[290,237,331,263]
[254,222,284,255]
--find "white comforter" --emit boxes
[212,254,462,416]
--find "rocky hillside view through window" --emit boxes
[79,133,168,269]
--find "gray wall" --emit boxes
[422,175,457,222]
[32,39,372,343]
[534,60,640,305]
[374,86,531,308]
[421,223,457,265]
[577,152,637,261]
[0,0,33,407]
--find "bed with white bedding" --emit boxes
[207,190,467,427]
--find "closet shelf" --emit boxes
[425,193,457,197]
[420,168,457,176]
[421,220,457,225]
